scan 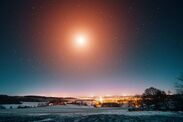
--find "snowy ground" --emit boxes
[1,102,47,109]
[0,105,183,122]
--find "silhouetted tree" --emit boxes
[174,74,183,111]
[167,90,171,95]
[142,87,166,110]
[175,74,183,94]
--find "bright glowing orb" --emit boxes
[75,35,87,47]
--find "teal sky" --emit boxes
[0,0,183,96]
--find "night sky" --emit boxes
[0,0,183,97]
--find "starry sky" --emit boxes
[0,0,183,97]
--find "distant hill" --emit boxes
[0,95,62,104]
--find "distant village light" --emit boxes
[99,96,103,103]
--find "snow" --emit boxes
[0,105,183,121]
[0,102,47,109]
[0,104,20,109]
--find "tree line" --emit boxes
[129,74,183,111]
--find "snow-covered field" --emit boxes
[0,102,47,109]
[0,105,183,122]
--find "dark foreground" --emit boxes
[0,105,183,122]
[1,114,183,122]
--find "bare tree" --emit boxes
[175,74,183,94]
[142,87,166,110]
[167,90,171,95]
